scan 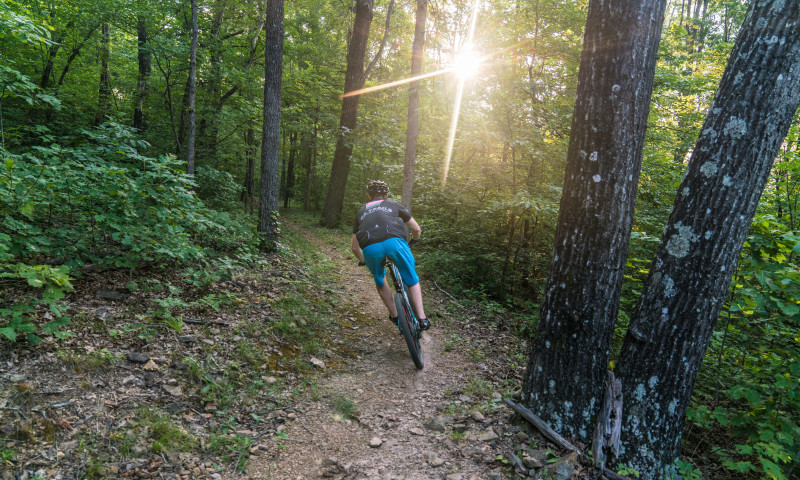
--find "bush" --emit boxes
[0,123,258,343]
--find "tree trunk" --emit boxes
[41,17,76,89]
[521,0,668,445]
[304,105,319,211]
[199,1,226,162]
[258,0,284,248]
[54,21,101,88]
[284,132,297,208]
[134,14,151,132]
[243,125,257,213]
[187,0,198,175]
[401,0,427,212]
[615,2,800,476]
[95,23,112,125]
[320,0,375,227]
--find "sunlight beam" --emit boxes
[441,0,481,189]
[341,69,450,98]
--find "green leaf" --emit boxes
[0,327,18,341]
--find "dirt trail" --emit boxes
[246,223,504,480]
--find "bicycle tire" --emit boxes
[395,292,424,369]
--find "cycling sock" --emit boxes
[389,315,398,326]
[419,317,431,331]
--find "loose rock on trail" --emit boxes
[244,222,576,480]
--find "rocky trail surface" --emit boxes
[245,222,580,480]
[0,216,582,480]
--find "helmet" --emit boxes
[367,180,389,196]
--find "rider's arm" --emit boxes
[406,217,421,241]
[351,234,365,263]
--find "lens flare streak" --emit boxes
[441,0,481,189]
[340,69,453,99]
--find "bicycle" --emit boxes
[385,256,424,369]
[359,243,424,369]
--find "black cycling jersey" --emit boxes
[353,198,411,249]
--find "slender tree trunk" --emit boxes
[57,23,99,87]
[200,1,226,162]
[521,0,668,445]
[243,125,257,213]
[134,14,151,131]
[95,23,112,125]
[320,0,375,227]
[304,105,319,211]
[178,73,190,154]
[41,18,75,89]
[284,132,296,208]
[615,3,800,476]
[258,0,284,247]
[187,0,198,174]
[401,0,427,212]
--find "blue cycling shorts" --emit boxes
[362,237,419,288]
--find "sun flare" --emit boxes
[452,47,481,79]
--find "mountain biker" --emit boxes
[351,180,431,331]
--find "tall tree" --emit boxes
[242,124,257,213]
[133,3,151,131]
[95,22,111,125]
[615,1,800,476]
[186,0,198,174]
[400,0,427,212]
[521,0,668,444]
[258,0,284,247]
[320,0,394,227]
[283,132,297,208]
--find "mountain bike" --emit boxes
[385,257,424,369]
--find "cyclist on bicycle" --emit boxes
[351,180,431,331]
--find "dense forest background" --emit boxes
[1,0,798,478]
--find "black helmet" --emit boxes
[367,180,389,196]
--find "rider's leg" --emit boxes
[407,282,426,319]
[377,281,398,318]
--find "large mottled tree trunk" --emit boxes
[401,0,427,212]
[134,13,151,131]
[615,2,800,476]
[186,0,198,174]
[95,23,112,125]
[258,0,284,248]
[320,0,375,227]
[521,0,668,444]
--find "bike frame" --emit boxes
[386,261,417,321]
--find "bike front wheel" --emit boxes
[394,292,423,369]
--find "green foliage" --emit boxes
[685,210,800,480]
[1,123,257,346]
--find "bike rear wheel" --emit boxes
[394,292,423,369]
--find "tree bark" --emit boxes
[199,0,227,162]
[401,0,427,212]
[134,14,151,132]
[258,0,284,248]
[41,18,76,89]
[243,125,257,213]
[521,0,668,445]
[615,2,800,476]
[304,104,320,211]
[95,23,112,126]
[57,23,100,87]
[187,0,198,175]
[284,132,297,208]
[319,0,377,227]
